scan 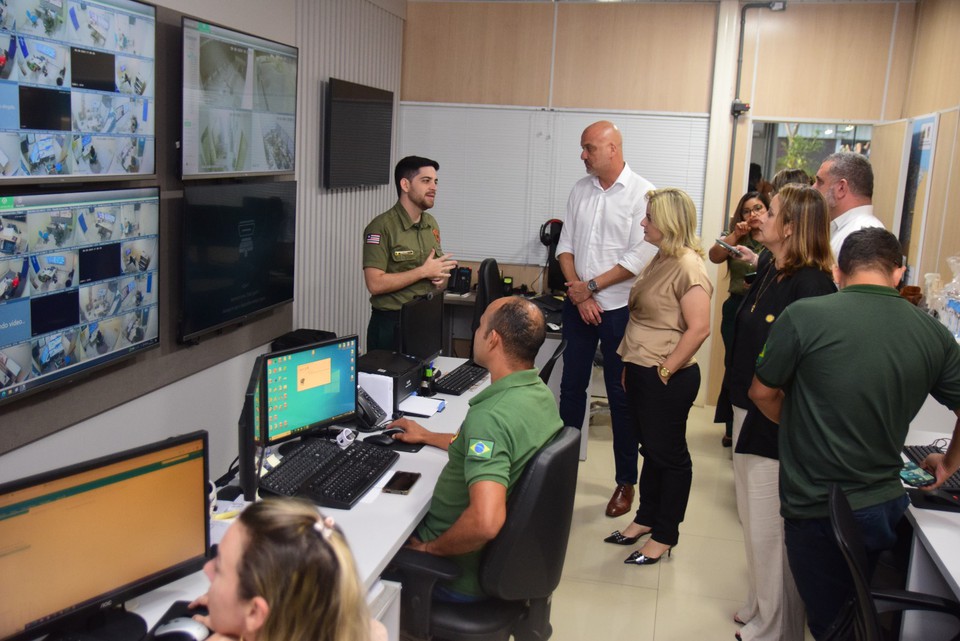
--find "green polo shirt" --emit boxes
[416,369,563,596]
[362,201,443,311]
[755,284,960,519]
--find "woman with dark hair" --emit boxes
[724,185,835,641]
[191,498,384,641]
[604,188,712,565]
[710,191,769,446]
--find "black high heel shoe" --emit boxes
[603,529,650,545]
[623,545,674,566]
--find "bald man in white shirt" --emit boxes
[556,120,657,518]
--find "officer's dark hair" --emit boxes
[394,156,439,197]
[838,227,903,276]
[483,297,545,367]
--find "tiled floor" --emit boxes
[549,404,813,641]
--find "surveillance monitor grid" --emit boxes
[0,186,159,406]
[0,0,156,181]
[181,16,298,179]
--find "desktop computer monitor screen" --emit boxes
[263,334,358,446]
[0,431,210,641]
[238,354,264,501]
[400,292,442,363]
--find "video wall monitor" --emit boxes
[0,430,210,641]
[262,334,358,446]
[0,186,159,406]
[323,78,392,189]
[181,17,298,179]
[0,0,156,183]
[178,180,296,343]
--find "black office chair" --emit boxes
[824,484,960,641]
[391,426,581,641]
[470,258,503,358]
[539,338,567,385]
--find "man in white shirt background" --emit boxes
[556,120,657,517]
[814,151,885,259]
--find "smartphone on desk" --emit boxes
[383,471,421,495]
[901,461,936,487]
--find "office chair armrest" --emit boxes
[390,548,460,641]
[873,588,960,618]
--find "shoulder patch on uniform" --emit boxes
[365,233,381,245]
[433,229,441,244]
[467,439,494,459]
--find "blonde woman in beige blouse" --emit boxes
[603,188,713,565]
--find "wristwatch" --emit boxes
[587,279,599,293]
[658,365,672,380]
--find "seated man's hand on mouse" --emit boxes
[387,418,427,443]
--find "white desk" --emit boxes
[902,429,960,638]
[129,356,480,635]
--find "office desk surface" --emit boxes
[131,357,480,628]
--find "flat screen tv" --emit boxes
[181,17,298,179]
[0,0,156,183]
[0,186,160,406]
[323,78,392,189]
[0,431,209,641]
[178,180,296,343]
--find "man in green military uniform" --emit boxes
[388,296,564,599]
[363,156,457,351]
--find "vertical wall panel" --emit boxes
[295,0,405,348]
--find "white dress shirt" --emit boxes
[555,163,657,310]
[830,204,885,260]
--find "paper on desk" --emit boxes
[399,395,445,417]
[359,371,394,414]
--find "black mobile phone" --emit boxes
[383,471,421,495]
[715,238,743,257]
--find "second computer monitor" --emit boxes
[262,335,358,446]
[400,293,443,363]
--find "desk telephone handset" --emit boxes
[357,385,388,430]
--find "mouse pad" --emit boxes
[907,488,960,513]
[362,435,424,454]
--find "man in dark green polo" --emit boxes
[363,156,457,351]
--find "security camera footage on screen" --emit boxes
[0,187,160,405]
[181,17,297,178]
[0,0,156,180]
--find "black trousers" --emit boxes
[624,362,700,546]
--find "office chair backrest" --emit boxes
[479,426,580,601]
[471,258,502,335]
[827,484,883,641]
[539,339,567,384]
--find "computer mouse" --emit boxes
[547,322,561,332]
[154,617,210,641]
[363,427,405,447]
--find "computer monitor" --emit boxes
[400,292,442,363]
[238,354,265,501]
[262,334,358,447]
[0,431,210,641]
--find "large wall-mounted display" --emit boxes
[0,186,160,406]
[178,180,295,343]
[181,17,298,180]
[0,0,156,182]
[324,78,392,189]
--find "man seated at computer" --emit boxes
[389,296,564,600]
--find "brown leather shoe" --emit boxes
[605,484,634,517]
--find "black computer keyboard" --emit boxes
[532,294,565,312]
[434,361,488,395]
[903,444,960,492]
[259,438,398,509]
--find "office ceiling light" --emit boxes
[770,1,786,11]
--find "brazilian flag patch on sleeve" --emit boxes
[467,439,494,459]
